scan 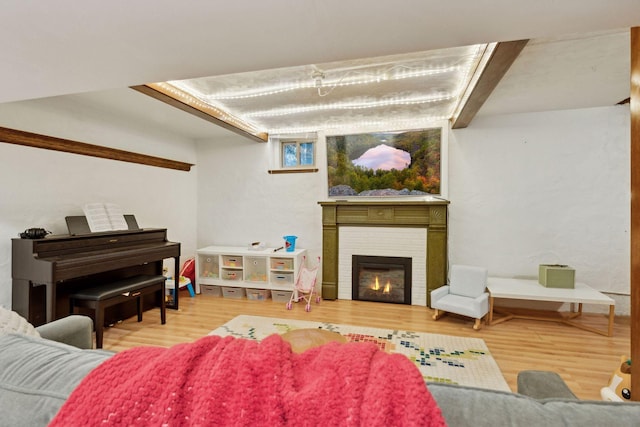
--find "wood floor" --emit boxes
[102,293,630,401]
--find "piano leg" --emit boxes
[12,279,35,324]
[12,280,51,327]
[46,283,56,324]
[173,256,180,309]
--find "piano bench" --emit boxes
[69,274,166,349]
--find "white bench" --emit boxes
[486,277,615,336]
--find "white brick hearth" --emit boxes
[338,226,427,306]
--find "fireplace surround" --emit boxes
[319,200,449,306]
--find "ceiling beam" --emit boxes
[131,84,268,143]
[451,39,529,129]
[0,126,193,171]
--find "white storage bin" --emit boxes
[271,290,293,302]
[222,255,243,268]
[271,258,293,270]
[199,255,219,278]
[270,272,294,286]
[245,257,268,282]
[221,269,242,281]
[246,288,270,301]
[222,287,245,299]
[201,284,222,297]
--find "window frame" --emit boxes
[280,138,316,169]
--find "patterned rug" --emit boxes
[210,315,510,391]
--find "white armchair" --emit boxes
[431,265,489,330]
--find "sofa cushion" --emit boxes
[428,382,640,427]
[0,333,112,427]
[517,370,578,400]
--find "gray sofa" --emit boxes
[1,315,639,426]
[0,315,114,427]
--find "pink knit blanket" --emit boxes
[51,334,445,426]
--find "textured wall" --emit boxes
[0,99,626,314]
[449,106,630,313]
[0,97,198,309]
[197,105,630,313]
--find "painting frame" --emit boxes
[325,126,443,198]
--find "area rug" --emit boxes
[210,315,510,392]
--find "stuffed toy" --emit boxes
[601,355,631,401]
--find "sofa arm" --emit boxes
[35,315,93,349]
[517,370,578,400]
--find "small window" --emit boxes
[281,140,315,168]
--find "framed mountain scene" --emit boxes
[326,128,441,197]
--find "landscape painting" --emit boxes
[326,128,441,197]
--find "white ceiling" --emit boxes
[1,1,638,140]
[167,44,488,134]
[480,29,631,117]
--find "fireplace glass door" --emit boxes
[352,255,411,304]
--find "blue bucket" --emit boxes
[283,235,297,252]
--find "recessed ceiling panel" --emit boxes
[167,44,487,134]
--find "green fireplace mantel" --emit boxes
[318,200,449,306]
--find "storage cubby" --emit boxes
[195,246,307,295]
[199,256,219,279]
[221,269,242,281]
[271,257,293,271]
[270,271,294,286]
[222,255,243,268]
[245,256,268,283]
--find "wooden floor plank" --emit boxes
[102,294,630,401]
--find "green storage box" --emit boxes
[538,264,575,288]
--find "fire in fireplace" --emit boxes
[352,255,412,304]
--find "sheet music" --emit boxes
[83,203,129,232]
[83,203,112,232]
[104,203,128,230]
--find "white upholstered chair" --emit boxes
[431,264,489,330]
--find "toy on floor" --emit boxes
[179,258,196,285]
[286,256,321,312]
[600,356,631,402]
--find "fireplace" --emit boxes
[352,255,412,304]
[319,200,449,306]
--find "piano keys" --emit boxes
[11,228,180,326]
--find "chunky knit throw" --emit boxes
[0,306,39,338]
[51,334,445,426]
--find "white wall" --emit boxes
[0,97,629,316]
[196,136,324,261]
[449,105,630,312]
[195,105,630,313]
[0,98,199,309]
